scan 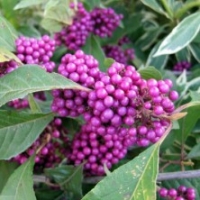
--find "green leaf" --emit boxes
[18,25,41,38]
[140,0,168,17]
[0,111,54,159]
[138,66,162,80]
[14,0,47,9]
[187,143,200,159]
[175,47,190,62]
[41,0,75,33]
[0,161,18,193]
[145,42,168,69]
[190,91,200,101]
[82,143,160,200]
[28,94,42,113]
[175,104,200,143]
[189,43,200,62]
[0,47,22,64]
[104,58,115,70]
[0,65,88,107]
[45,165,83,200]
[135,27,164,51]
[82,36,106,71]
[83,0,101,10]
[0,156,36,200]
[0,0,19,27]
[0,16,18,51]
[154,12,200,56]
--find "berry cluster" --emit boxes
[13,118,69,171]
[54,3,93,51]
[90,7,123,38]
[51,50,101,117]
[15,35,56,72]
[54,4,123,50]
[158,186,196,200]
[103,45,135,65]
[69,123,128,175]
[0,60,18,77]
[51,50,179,175]
[173,61,191,72]
[85,62,178,147]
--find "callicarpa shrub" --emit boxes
[0,0,200,199]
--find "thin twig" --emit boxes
[34,170,200,185]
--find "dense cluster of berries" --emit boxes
[51,50,101,117]
[0,60,18,77]
[173,61,191,71]
[13,118,69,171]
[15,35,56,72]
[103,45,134,64]
[50,50,179,175]
[69,123,128,175]
[54,3,93,51]
[54,3,123,50]
[158,186,196,200]
[90,7,123,38]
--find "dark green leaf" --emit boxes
[45,165,83,200]
[187,143,200,159]
[82,143,160,200]
[83,0,101,10]
[140,0,168,17]
[0,16,18,51]
[0,156,36,200]
[189,43,200,62]
[0,65,88,107]
[82,36,106,71]
[138,66,162,80]
[175,104,200,143]
[154,12,200,56]
[0,161,18,193]
[175,47,190,62]
[18,25,41,38]
[135,27,164,51]
[146,42,168,69]
[0,111,54,159]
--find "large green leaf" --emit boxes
[14,0,47,9]
[138,66,162,80]
[0,161,18,193]
[45,165,83,200]
[0,16,18,51]
[154,12,200,56]
[0,65,87,107]
[82,143,160,200]
[145,42,168,69]
[82,36,106,71]
[0,156,36,200]
[0,111,54,159]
